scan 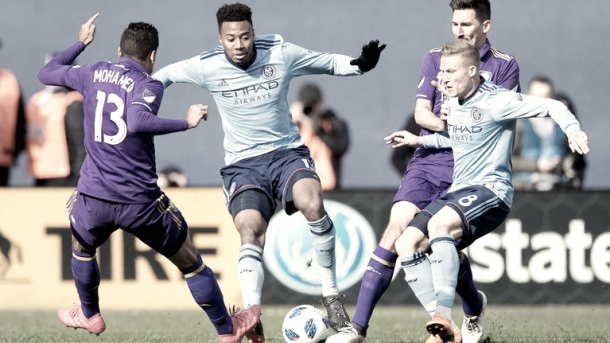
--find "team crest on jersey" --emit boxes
[480,71,492,81]
[514,93,523,101]
[142,89,156,103]
[470,107,484,123]
[261,64,276,80]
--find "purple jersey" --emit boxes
[38,42,189,203]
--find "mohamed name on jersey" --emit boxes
[92,65,135,93]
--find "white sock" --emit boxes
[308,213,338,296]
[400,251,436,316]
[429,235,459,323]
[237,244,264,308]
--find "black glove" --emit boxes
[350,40,386,72]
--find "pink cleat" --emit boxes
[219,304,261,343]
[57,306,106,335]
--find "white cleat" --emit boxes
[326,322,366,343]
[461,291,487,343]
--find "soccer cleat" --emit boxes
[219,304,261,343]
[322,294,351,331]
[461,291,487,343]
[426,313,462,343]
[326,322,366,343]
[245,319,265,343]
[57,306,106,335]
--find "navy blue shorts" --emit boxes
[411,185,510,250]
[220,145,319,216]
[67,191,188,257]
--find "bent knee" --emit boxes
[395,227,429,256]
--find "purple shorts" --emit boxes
[220,145,318,215]
[67,191,188,257]
[393,167,453,209]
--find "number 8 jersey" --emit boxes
[38,41,189,203]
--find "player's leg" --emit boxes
[229,189,274,343]
[131,193,260,343]
[425,205,463,334]
[426,186,509,342]
[169,232,260,343]
[279,146,349,331]
[456,253,486,343]
[58,192,110,335]
[329,201,419,343]
[287,176,348,331]
[230,190,273,310]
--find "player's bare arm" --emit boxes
[186,104,208,129]
[384,130,423,148]
[79,13,99,46]
[414,98,447,132]
[568,130,590,155]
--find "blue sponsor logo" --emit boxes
[264,200,376,295]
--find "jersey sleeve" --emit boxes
[422,131,451,149]
[415,51,440,101]
[495,57,521,92]
[127,80,188,134]
[490,91,581,136]
[282,42,362,77]
[38,41,87,92]
[152,55,206,89]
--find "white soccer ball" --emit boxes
[282,305,330,343]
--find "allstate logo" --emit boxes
[264,199,376,295]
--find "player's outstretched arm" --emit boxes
[186,104,208,129]
[384,130,423,148]
[350,40,386,72]
[79,13,99,46]
[568,130,590,155]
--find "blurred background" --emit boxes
[2,0,608,189]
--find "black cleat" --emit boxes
[322,294,351,331]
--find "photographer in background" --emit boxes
[290,83,350,190]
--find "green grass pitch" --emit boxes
[1,305,609,342]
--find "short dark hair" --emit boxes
[450,0,491,22]
[441,39,480,68]
[216,3,253,31]
[119,22,159,61]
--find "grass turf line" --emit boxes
[0,305,609,342]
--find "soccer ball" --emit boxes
[282,305,330,343]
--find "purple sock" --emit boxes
[181,255,232,335]
[352,246,398,329]
[71,248,100,318]
[456,253,482,316]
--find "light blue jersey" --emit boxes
[422,80,581,208]
[153,34,361,165]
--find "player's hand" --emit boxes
[384,130,422,148]
[350,40,386,72]
[433,71,451,98]
[79,13,100,46]
[568,130,590,155]
[186,104,208,129]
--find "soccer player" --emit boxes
[38,13,260,343]
[385,38,589,343]
[152,3,385,342]
[329,1,519,343]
